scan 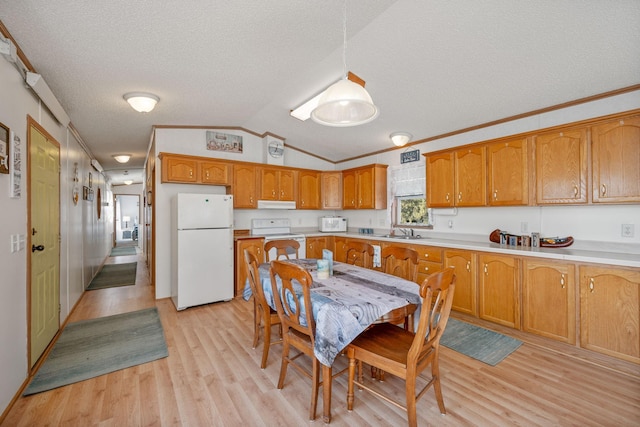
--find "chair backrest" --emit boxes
[408,267,456,365]
[344,241,374,268]
[381,246,419,282]
[245,249,271,313]
[269,260,316,342]
[265,239,300,262]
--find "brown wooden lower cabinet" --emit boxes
[522,259,576,344]
[306,236,332,259]
[234,237,264,297]
[579,265,640,364]
[478,253,521,329]
[444,249,477,316]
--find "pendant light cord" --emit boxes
[342,0,347,79]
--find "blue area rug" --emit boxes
[87,262,137,290]
[24,308,168,395]
[441,318,522,366]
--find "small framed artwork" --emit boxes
[83,186,89,200]
[88,172,93,188]
[9,131,21,198]
[0,122,9,174]
[401,149,420,164]
[206,131,243,153]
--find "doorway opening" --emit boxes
[114,194,140,247]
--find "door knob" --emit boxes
[32,244,45,252]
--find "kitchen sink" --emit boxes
[377,234,424,240]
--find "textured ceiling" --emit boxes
[1,0,639,185]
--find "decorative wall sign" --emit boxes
[0,122,9,174]
[9,131,21,198]
[206,131,243,153]
[82,186,89,200]
[401,149,420,164]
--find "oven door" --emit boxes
[264,235,306,260]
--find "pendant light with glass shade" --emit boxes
[311,0,378,127]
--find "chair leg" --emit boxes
[309,358,320,420]
[347,355,356,410]
[406,374,418,427]
[277,339,290,389]
[252,302,260,349]
[432,358,447,414]
[260,319,271,369]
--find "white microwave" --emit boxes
[319,216,347,232]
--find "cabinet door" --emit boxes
[488,138,529,206]
[200,160,231,185]
[580,265,640,363]
[535,129,587,204]
[233,164,257,208]
[426,152,455,207]
[321,172,342,209]
[298,170,320,209]
[258,167,279,200]
[279,169,296,201]
[342,170,357,209]
[455,146,486,206]
[478,253,520,328]
[333,236,349,262]
[307,236,329,259]
[162,156,198,183]
[356,168,375,208]
[523,260,575,344]
[234,238,264,297]
[444,249,477,316]
[591,115,640,203]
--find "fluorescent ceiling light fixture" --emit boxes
[113,154,131,163]
[390,132,412,147]
[25,72,71,127]
[123,180,133,185]
[123,92,159,113]
[290,91,326,121]
[309,0,378,127]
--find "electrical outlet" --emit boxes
[621,224,634,238]
[521,222,529,233]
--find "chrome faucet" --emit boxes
[398,228,414,236]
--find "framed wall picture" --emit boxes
[9,131,21,198]
[206,131,243,153]
[83,186,89,200]
[0,122,9,174]
[88,172,92,188]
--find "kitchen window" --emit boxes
[390,163,432,227]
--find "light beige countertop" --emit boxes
[297,229,640,269]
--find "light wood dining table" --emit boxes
[244,258,421,423]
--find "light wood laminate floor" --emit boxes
[3,253,640,426]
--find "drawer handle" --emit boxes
[466,261,471,271]
[445,193,450,202]
[601,184,607,196]
[458,192,462,202]
[573,185,578,197]
[560,274,565,289]
[589,277,595,292]
[493,190,498,200]
[484,264,488,275]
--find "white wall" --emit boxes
[0,57,112,415]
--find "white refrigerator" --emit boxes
[171,193,234,310]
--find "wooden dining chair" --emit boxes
[265,239,300,261]
[244,250,282,369]
[344,241,374,268]
[346,267,456,427]
[381,246,419,282]
[269,259,326,420]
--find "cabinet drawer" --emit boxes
[417,260,443,280]
[409,245,442,263]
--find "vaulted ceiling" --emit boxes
[1,1,638,185]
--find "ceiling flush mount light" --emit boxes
[123,92,159,113]
[113,154,131,163]
[390,132,412,147]
[123,180,133,185]
[310,0,378,127]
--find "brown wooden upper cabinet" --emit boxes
[426,147,485,207]
[342,164,387,209]
[535,128,588,204]
[487,137,529,206]
[233,163,257,208]
[298,169,320,209]
[591,114,640,203]
[321,171,342,209]
[160,153,231,185]
[258,167,295,201]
